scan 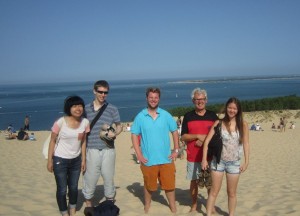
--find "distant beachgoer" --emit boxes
[271,123,276,130]
[17,128,29,140]
[6,124,16,133]
[250,123,256,131]
[177,139,185,160]
[6,134,17,139]
[126,123,131,132]
[131,87,179,213]
[5,126,17,139]
[181,88,218,212]
[176,116,182,134]
[29,132,36,141]
[290,122,295,129]
[279,118,284,132]
[47,96,90,216]
[202,97,250,216]
[177,116,185,160]
[255,123,262,131]
[24,115,30,131]
[283,117,288,132]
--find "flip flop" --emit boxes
[196,170,205,188]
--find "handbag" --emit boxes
[84,200,120,216]
[207,121,223,164]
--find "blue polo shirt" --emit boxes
[131,107,177,166]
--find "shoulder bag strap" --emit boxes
[89,103,108,132]
[218,120,222,135]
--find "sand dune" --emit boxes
[0,110,299,216]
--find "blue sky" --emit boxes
[1,0,300,84]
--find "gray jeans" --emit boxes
[82,148,116,200]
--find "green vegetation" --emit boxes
[168,95,300,116]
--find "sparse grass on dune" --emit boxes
[244,110,299,123]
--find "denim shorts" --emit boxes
[210,159,240,174]
[186,161,202,180]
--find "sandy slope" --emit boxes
[0,110,299,216]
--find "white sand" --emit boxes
[0,110,300,216]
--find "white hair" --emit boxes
[191,88,208,100]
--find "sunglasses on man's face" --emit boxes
[96,90,109,95]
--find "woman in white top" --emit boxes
[47,96,90,216]
[202,97,250,216]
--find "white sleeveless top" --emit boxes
[220,128,241,161]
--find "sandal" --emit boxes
[197,170,205,188]
[204,170,212,189]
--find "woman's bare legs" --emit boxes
[226,173,240,216]
[206,171,224,216]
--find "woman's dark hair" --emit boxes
[64,96,85,116]
[222,97,244,143]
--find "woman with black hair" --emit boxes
[47,96,90,216]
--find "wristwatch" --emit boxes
[174,149,179,153]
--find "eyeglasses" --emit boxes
[96,90,109,95]
[193,97,206,102]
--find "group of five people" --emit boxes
[47,80,250,216]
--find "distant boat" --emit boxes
[175,93,178,98]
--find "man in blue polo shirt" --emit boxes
[131,87,179,213]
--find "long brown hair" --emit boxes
[222,97,244,143]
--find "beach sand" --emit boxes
[1,110,300,216]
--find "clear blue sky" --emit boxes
[1,0,300,84]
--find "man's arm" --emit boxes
[181,134,207,146]
[172,130,180,150]
[168,130,180,160]
[114,122,122,136]
[131,134,148,164]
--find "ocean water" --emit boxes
[1,75,299,130]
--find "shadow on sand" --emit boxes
[126,182,228,215]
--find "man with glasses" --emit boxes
[181,88,218,212]
[82,80,122,207]
[131,87,179,213]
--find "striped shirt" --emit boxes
[85,101,121,149]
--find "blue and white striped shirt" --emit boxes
[85,101,121,149]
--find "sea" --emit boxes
[1,75,299,131]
